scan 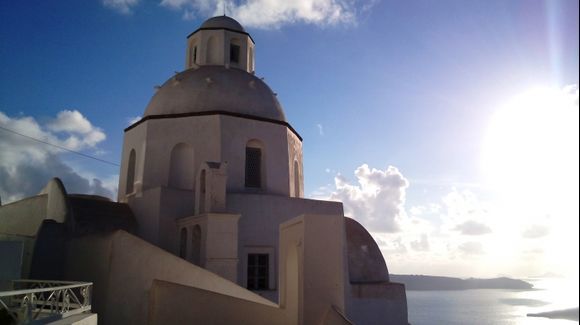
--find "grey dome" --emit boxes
[200,16,245,33]
[144,66,286,122]
[345,217,390,282]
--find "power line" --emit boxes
[0,125,120,167]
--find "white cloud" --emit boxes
[329,164,409,232]
[160,0,376,28]
[102,0,139,14]
[312,162,577,277]
[410,234,430,251]
[522,224,550,239]
[47,110,106,149]
[128,116,141,125]
[0,111,116,203]
[409,203,440,216]
[458,241,484,256]
[376,235,407,255]
[454,220,492,236]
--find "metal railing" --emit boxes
[0,280,92,324]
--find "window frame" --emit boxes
[230,43,240,64]
[243,246,275,291]
[247,253,269,290]
[245,147,262,188]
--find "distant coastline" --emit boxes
[528,307,579,321]
[391,274,533,291]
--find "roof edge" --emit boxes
[187,27,255,44]
[125,110,302,141]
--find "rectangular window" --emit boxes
[245,147,261,188]
[247,253,269,290]
[230,44,240,64]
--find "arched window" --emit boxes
[191,225,201,266]
[179,227,187,259]
[199,169,206,213]
[169,143,194,190]
[294,160,300,197]
[206,36,218,64]
[230,38,241,64]
[245,140,263,188]
[249,47,254,72]
[126,149,136,194]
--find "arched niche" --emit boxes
[126,149,136,194]
[199,169,207,213]
[179,227,187,259]
[206,36,219,64]
[294,160,300,198]
[191,225,202,266]
[188,37,198,67]
[248,46,254,72]
[168,143,195,190]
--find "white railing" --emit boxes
[0,280,92,324]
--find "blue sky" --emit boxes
[1,0,578,278]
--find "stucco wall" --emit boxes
[0,195,48,237]
[279,214,347,325]
[64,230,275,325]
[126,188,162,245]
[144,116,222,192]
[124,115,294,198]
[120,116,222,202]
[0,194,53,279]
[186,29,253,72]
[118,121,147,202]
[121,114,305,251]
[220,116,294,196]
[227,193,343,301]
[149,214,353,325]
[148,279,285,325]
[287,129,303,198]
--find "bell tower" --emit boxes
[185,16,255,73]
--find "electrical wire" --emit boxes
[0,125,120,167]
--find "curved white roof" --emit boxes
[144,66,286,122]
[200,16,246,33]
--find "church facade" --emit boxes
[0,16,408,325]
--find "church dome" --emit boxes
[200,16,246,33]
[143,66,286,122]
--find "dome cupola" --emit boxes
[143,66,286,121]
[185,15,255,73]
[141,16,285,122]
[200,16,246,33]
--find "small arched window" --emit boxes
[199,169,206,213]
[179,227,187,259]
[249,47,254,72]
[191,225,201,266]
[294,160,300,197]
[245,140,263,188]
[126,149,136,194]
[230,38,241,64]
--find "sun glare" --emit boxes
[483,86,579,207]
[482,86,579,276]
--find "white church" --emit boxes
[0,16,408,325]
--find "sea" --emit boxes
[407,277,579,325]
